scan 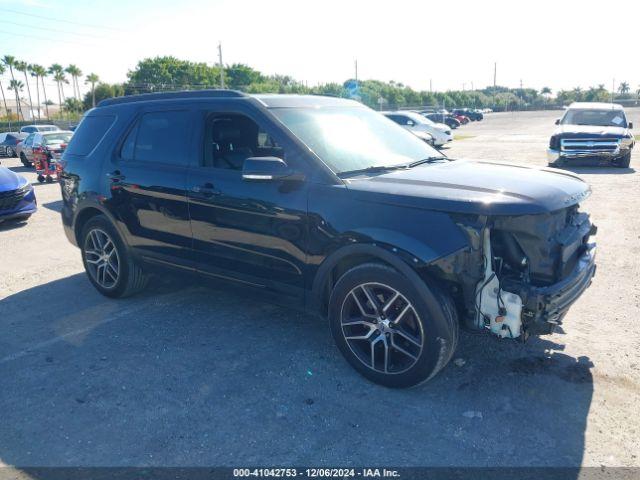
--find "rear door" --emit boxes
[107,107,195,267]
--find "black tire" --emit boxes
[616,151,631,168]
[20,153,31,167]
[37,174,45,183]
[80,215,148,298]
[329,263,458,388]
[6,147,16,158]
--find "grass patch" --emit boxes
[454,134,475,141]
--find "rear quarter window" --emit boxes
[65,115,116,156]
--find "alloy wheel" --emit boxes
[340,282,424,374]
[83,228,120,289]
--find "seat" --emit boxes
[212,122,254,170]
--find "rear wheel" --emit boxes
[329,263,458,388]
[80,215,148,298]
[6,147,16,157]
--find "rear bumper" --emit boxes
[505,243,597,336]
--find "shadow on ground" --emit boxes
[0,273,593,471]
[555,165,636,175]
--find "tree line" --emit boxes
[2,55,639,122]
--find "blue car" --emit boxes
[0,166,37,223]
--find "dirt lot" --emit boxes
[0,109,639,469]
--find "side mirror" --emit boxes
[628,122,633,129]
[242,156,304,182]
[555,119,560,125]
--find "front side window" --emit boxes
[271,106,443,174]
[561,109,627,128]
[120,110,191,166]
[203,113,284,169]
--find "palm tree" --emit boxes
[618,81,630,94]
[540,86,552,95]
[15,60,34,121]
[2,55,23,120]
[66,64,82,100]
[85,73,100,107]
[48,64,68,112]
[29,64,41,120]
[9,79,24,120]
[0,64,10,122]
[31,65,50,119]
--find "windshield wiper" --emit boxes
[338,164,406,177]
[339,157,448,177]
[406,156,448,168]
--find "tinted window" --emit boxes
[21,127,36,133]
[65,116,114,156]
[127,111,190,165]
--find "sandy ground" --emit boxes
[0,109,638,469]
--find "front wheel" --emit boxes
[80,215,148,298]
[329,263,458,388]
[616,151,631,168]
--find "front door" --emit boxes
[106,108,194,267]
[187,108,308,304]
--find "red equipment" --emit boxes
[33,144,65,183]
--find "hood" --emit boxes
[0,166,29,192]
[432,123,449,132]
[344,159,591,216]
[553,124,629,138]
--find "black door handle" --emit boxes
[191,182,220,196]
[107,170,125,182]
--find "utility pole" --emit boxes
[429,79,432,93]
[493,62,497,89]
[354,59,358,82]
[612,78,615,103]
[218,42,224,89]
[471,81,474,91]
[493,62,497,110]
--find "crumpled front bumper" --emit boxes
[547,146,631,164]
[505,243,597,336]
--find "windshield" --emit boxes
[561,108,627,127]
[43,132,72,145]
[271,106,444,174]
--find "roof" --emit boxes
[98,89,247,107]
[569,102,624,111]
[97,90,361,109]
[252,94,360,108]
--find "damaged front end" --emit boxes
[429,206,597,340]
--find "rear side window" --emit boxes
[65,115,116,156]
[121,110,190,166]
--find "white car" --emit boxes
[20,124,60,134]
[383,111,453,146]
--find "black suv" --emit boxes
[60,90,596,388]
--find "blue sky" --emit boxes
[1,0,639,99]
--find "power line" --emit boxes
[3,19,110,39]
[0,30,98,47]
[0,7,123,32]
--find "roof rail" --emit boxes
[98,89,247,107]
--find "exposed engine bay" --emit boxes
[430,205,597,340]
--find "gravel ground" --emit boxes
[0,109,638,469]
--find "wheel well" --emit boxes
[74,207,103,245]
[320,253,394,317]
